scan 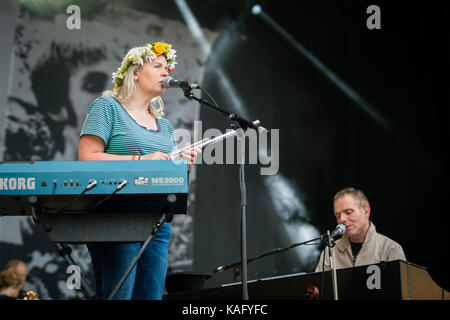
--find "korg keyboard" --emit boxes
[0,160,188,196]
[0,160,188,242]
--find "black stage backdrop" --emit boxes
[194,0,450,291]
[0,0,448,299]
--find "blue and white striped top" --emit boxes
[80,96,177,156]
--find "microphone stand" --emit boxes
[214,231,341,300]
[326,230,339,300]
[182,88,265,300]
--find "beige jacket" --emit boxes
[315,222,406,272]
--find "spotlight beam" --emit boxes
[251,5,391,132]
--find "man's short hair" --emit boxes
[333,187,369,208]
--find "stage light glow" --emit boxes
[251,4,262,16]
[174,0,247,117]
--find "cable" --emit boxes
[51,180,57,195]
[200,87,221,109]
[85,180,127,211]
[50,180,98,214]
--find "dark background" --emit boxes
[189,0,450,290]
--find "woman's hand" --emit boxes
[180,143,202,169]
[140,151,170,160]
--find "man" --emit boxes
[4,259,28,299]
[315,187,406,272]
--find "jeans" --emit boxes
[87,222,171,300]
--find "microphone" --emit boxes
[331,224,346,239]
[162,76,200,90]
[321,224,346,241]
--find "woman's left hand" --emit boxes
[180,143,201,169]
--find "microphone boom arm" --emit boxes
[183,89,266,132]
[213,224,345,274]
[213,236,322,273]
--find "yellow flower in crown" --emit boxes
[153,42,167,56]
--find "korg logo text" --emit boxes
[151,177,184,186]
[0,177,36,190]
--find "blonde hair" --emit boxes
[0,270,25,290]
[103,47,165,118]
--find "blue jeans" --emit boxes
[87,222,171,300]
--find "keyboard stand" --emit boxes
[27,195,98,299]
[54,242,98,299]
[26,193,178,300]
[106,194,177,300]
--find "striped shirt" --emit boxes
[80,96,177,156]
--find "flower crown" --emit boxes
[112,42,177,91]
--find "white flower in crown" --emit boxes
[165,49,176,61]
[128,49,144,65]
